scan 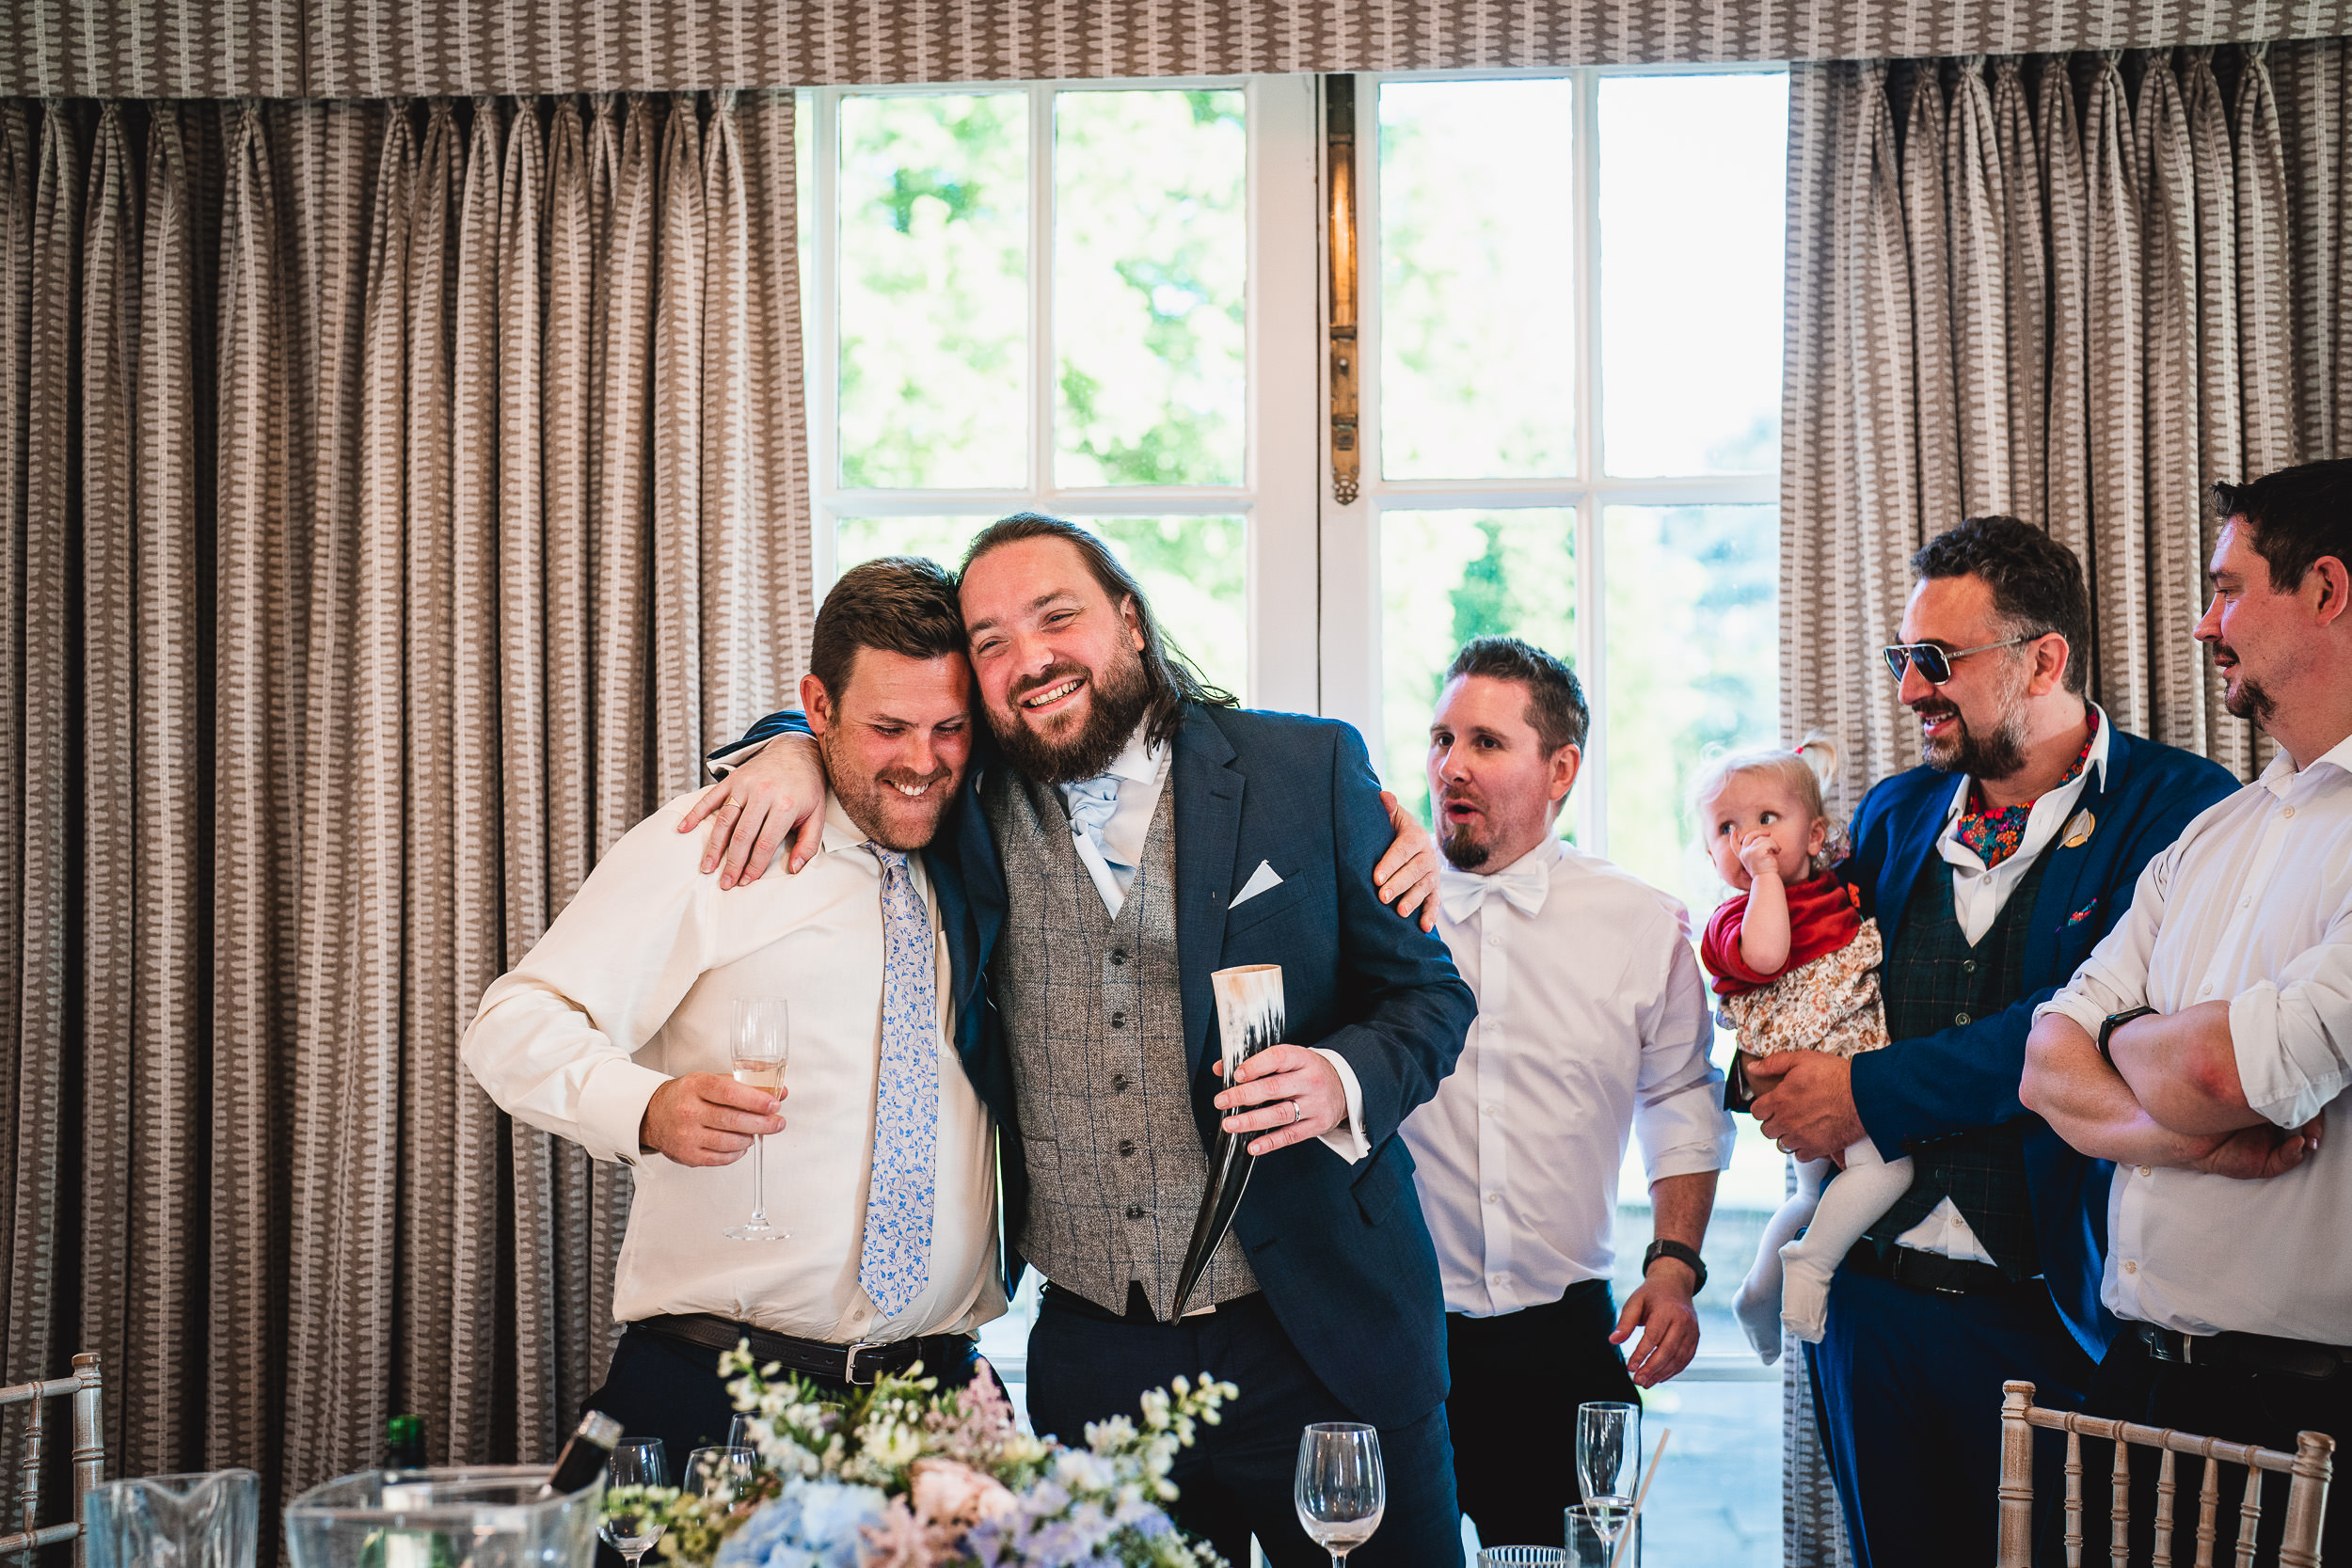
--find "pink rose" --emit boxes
[908,1459,1019,1529]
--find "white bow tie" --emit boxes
[1438,856,1552,924]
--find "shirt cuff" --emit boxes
[1309,1047,1370,1165]
[2228,980,2343,1129]
[706,734,773,781]
[577,1058,676,1165]
[2034,989,2110,1039]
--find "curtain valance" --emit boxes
[9,0,2351,101]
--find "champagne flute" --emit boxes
[1574,1402,1640,1545]
[599,1438,667,1568]
[723,999,789,1243]
[1295,1422,1384,1566]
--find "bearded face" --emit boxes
[989,635,1155,785]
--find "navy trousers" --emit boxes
[1026,1290,1462,1568]
[1807,1266,2096,1568]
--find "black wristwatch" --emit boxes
[2097,1006,2159,1068]
[1643,1239,1708,1294]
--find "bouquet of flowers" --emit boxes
[605,1347,1237,1568]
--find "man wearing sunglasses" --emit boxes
[1745,515,2236,1568]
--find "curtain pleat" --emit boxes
[2083,52,2147,727]
[3,90,812,1542]
[2182,50,2250,781]
[2134,53,2206,754]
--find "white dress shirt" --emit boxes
[1894,705,2114,1262]
[1406,839,1736,1318]
[2038,732,2352,1344]
[461,791,1006,1344]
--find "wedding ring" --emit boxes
[1290,1101,1303,1126]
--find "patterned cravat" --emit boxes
[1954,711,2101,868]
[860,844,938,1319]
[1062,773,1126,873]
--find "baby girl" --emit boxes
[1693,738,1902,1359]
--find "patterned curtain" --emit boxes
[0,89,811,1538]
[9,0,2352,98]
[1782,40,2351,807]
[1775,40,2350,1568]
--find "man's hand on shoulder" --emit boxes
[679,732,828,888]
[1373,790,1442,933]
[1612,1259,1702,1386]
[639,1072,788,1165]
[1750,1051,1867,1163]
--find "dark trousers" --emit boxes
[2055,1330,2352,1567]
[1026,1290,1462,1568]
[1444,1279,1640,1549]
[1807,1265,2097,1568]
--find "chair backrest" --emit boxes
[0,1354,103,1567]
[1999,1379,2335,1568]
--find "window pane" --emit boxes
[1055,90,1247,487]
[1598,74,1788,477]
[838,94,1028,488]
[835,515,1248,704]
[1378,509,1576,822]
[1378,82,1577,480]
[1599,503,1779,926]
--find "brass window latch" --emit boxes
[1326,74,1360,507]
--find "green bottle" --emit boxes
[385,1415,427,1472]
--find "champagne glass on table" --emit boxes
[1295,1422,1384,1566]
[599,1439,667,1568]
[1574,1402,1640,1545]
[685,1447,759,1513]
[723,999,789,1242]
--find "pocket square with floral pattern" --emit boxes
[2063,899,2100,927]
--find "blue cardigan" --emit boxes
[1843,723,2237,1357]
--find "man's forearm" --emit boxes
[1647,1170,1718,1256]
[2022,1012,2220,1165]
[2108,1001,2263,1135]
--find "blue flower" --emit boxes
[713,1479,889,1568]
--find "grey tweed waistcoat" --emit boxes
[983,767,1258,1322]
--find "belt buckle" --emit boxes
[842,1339,880,1386]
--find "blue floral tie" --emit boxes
[861,844,938,1319]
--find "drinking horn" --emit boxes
[1171,964,1285,1320]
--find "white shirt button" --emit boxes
[2137,1165,2153,1178]
[1482,1104,1498,1117]
[1981,873,1994,885]
[1491,1273,1506,1285]
[1485,1193,1500,1205]
[2283,806,2296,819]
[2122,1259,2138,1275]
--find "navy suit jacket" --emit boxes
[726,703,1476,1429]
[1844,724,2236,1357]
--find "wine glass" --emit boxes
[599,1438,667,1568]
[724,1415,759,1453]
[684,1446,759,1512]
[723,999,789,1243]
[1566,1502,1641,1567]
[1295,1422,1384,1566]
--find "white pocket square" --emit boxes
[1231,860,1284,908]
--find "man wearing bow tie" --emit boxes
[1402,636,1736,1550]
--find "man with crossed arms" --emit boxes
[2025,459,2352,1563]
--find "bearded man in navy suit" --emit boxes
[1746,516,2238,1568]
[692,516,1475,1566]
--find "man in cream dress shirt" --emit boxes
[464,558,1003,1465]
[1405,636,1734,1549]
[2026,459,2352,1562]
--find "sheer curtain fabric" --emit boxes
[0,89,810,1521]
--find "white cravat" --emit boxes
[1438,853,1556,924]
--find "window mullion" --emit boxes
[1029,83,1056,506]
[1573,66,1608,857]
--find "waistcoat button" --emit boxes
[1112,1073,1131,1091]
[1118,1139,1136,1157]
[1962,959,1978,974]
[1111,1011,1126,1028]
[1110,949,1128,965]
[1124,1204,1145,1221]
[1955,1011,1972,1025]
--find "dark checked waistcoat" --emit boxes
[983,768,1257,1321]
[1863,850,2052,1278]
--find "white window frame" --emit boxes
[1320,64,1784,861]
[802,73,1324,714]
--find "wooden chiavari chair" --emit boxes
[0,1354,103,1566]
[1998,1379,2333,1568]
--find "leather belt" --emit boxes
[2138,1323,2352,1382]
[631,1312,968,1386]
[1844,1241,2032,1297]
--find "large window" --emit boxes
[800,68,1792,1563]
[803,76,1322,711]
